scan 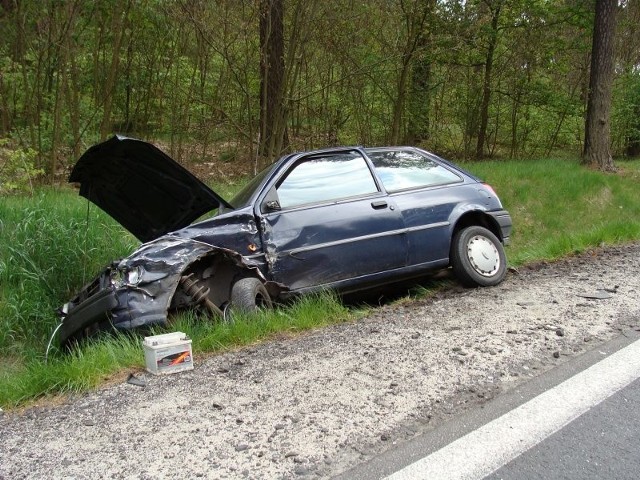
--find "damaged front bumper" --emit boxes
[59,284,119,342]
[56,237,217,346]
[56,236,282,348]
[58,265,172,346]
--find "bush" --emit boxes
[0,139,44,195]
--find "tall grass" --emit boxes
[0,188,137,356]
[1,158,640,407]
[170,291,351,353]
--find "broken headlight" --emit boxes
[110,265,142,287]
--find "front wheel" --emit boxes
[451,226,507,287]
[230,277,273,313]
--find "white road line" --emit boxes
[386,338,640,480]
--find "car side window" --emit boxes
[367,149,462,192]
[276,152,379,209]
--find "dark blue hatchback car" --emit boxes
[58,136,511,346]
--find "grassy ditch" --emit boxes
[0,293,350,407]
[1,158,640,408]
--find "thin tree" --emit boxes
[476,0,502,160]
[583,0,617,171]
[259,0,287,160]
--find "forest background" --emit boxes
[1,0,639,192]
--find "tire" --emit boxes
[451,225,507,287]
[230,277,273,312]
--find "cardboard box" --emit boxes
[143,332,193,375]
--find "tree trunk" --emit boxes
[406,34,431,145]
[476,2,501,160]
[390,54,412,144]
[407,0,436,145]
[259,0,287,160]
[99,1,130,140]
[390,0,434,145]
[583,0,617,171]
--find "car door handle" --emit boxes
[371,200,388,210]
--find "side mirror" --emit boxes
[261,186,282,213]
[263,200,281,212]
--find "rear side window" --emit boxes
[367,149,462,192]
[277,152,378,208]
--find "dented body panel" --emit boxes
[260,197,407,290]
[60,237,279,345]
[58,140,512,346]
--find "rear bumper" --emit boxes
[487,209,512,245]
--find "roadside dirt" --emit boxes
[1,243,639,479]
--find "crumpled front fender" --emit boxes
[58,236,285,345]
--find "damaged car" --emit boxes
[57,136,512,346]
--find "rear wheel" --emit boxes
[451,225,507,287]
[230,277,273,312]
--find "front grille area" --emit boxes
[71,267,112,306]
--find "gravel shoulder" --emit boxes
[2,243,640,479]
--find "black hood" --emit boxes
[69,136,232,242]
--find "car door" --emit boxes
[258,150,407,291]
[366,148,467,267]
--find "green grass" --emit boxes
[0,188,138,357]
[1,158,640,408]
[0,292,349,407]
[462,158,640,264]
[0,334,144,407]
[170,291,350,352]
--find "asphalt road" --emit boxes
[486,377,640,480]
[336,330,640,480]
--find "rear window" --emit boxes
[367,149,462,192]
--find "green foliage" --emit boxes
[0,140,43,195]
[613,71,640,156]
[0,0,636,165]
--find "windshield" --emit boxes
[229,163,277,208]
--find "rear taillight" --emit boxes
[482,183,497,197]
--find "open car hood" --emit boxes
[69,136,232,242]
